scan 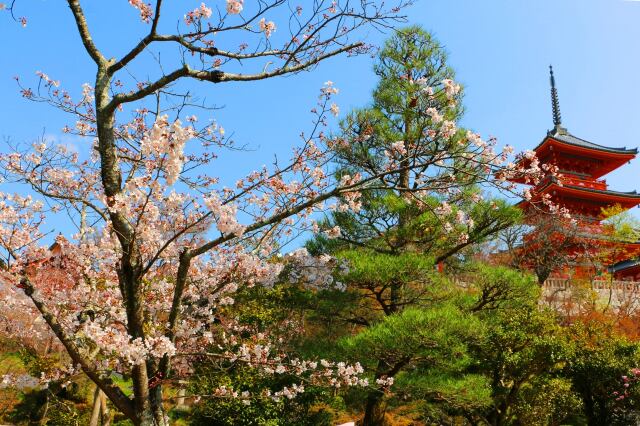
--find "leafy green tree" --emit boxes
[472,305,567,425]
[511,377,584,426]
[311,27,520,261]
[443,264,576,425]
[563,319,640,426]
[340,304,490,425]
[461,264,541,313]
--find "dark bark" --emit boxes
[362,360,387,426]
[362,389,387,426]
[362,358,410,426]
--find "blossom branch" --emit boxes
[18,275,135,419]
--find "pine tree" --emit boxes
[305,27,523,424]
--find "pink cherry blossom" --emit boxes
[259,18,277,37]
[226,0,243,15]
[442,78,461,99]
[324,226,342,239]
[128,0,153,23]
[185,3,212,25]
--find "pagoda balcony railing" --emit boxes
[544,278,640,292]
[556,175,608,191]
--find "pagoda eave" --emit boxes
[538,182,640,208]
[517,182,640,219]
[612,259,640,280]
[537,137,635,179]
[536,136,637,158]
[510,135,637,182]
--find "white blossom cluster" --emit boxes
[203,193,246,237]
[0,374,40,390]
[284,248,348,291]
[140,115,194,185]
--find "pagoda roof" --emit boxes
[539,177,640,201]
[509,127,638,181]
[510,67,639,183]
[611,258,640,273]
[517,177,640,216]
[525,67,638,179]
[540,128,638,156]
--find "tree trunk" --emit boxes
[95,73,168,426]
[90,386,101,426]
[176,387,187,411]
[361,390,386,426]
[100,390,111,426]
[362,359,388,426]
[485,407,506,426]
[149,385,168,425]
[126,383,167,426]
[536,269,550,286]
[389,280,401,314]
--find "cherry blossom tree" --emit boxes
[0,2,545,425]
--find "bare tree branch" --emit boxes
[66,0,105,65]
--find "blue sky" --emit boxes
[2,0,640,223]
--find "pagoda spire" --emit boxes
[549,65,566,134]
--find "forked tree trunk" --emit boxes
[90,386,113,426]
[95,71,171,426]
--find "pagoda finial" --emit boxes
[549,65,563,128]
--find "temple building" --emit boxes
[512,66,640,281]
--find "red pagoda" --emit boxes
[513,66,640,280]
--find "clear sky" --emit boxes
[2,0,640,222]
